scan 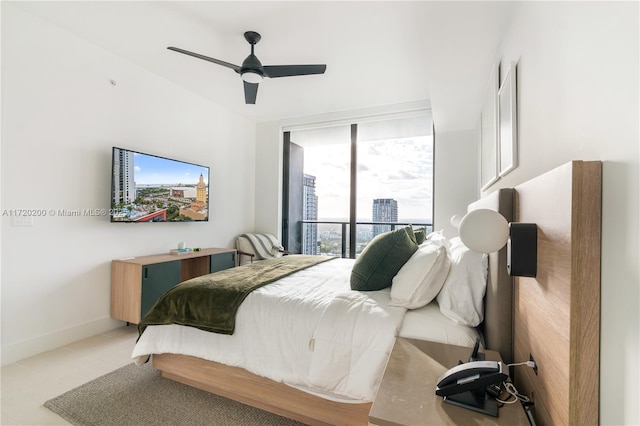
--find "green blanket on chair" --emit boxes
[139,255,335,335]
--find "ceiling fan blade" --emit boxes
[167,47,241,73]
[243,81,259,104]
[263,64,327,78]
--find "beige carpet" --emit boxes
[44,362,305,426]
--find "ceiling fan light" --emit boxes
[241,71,263,84]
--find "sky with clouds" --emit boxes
[303,135,433,223]
[132,151,209,185]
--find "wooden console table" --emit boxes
[110,247,236,324]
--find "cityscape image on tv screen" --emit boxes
[111,147,210,222]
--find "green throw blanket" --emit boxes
[139,255,336,335]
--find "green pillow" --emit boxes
[350,226,419,291]
[413,227,426,244]
[405,225,417,244]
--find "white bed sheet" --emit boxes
[133,257,482,402]
[398,302,482,348]
[133,258,405,402]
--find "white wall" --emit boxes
[479,2,639,424]
[0,5,256,364]
[432,129,477,238]
[254,121,282,237]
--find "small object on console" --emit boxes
[435,360,509,417]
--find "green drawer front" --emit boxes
[140,260,181,319]
[210,252,235,273]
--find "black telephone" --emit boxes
[434,341,509,417]
[435,360,508,397]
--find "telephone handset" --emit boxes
[435,360,509,397]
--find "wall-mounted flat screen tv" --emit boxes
[111,147,210,222]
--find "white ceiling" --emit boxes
[9,1,513,132]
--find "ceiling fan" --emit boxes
[168,31,327,105]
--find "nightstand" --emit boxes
[369,338,530,425]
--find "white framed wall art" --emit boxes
[498,61,518,177]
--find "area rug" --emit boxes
[44,362,305,426]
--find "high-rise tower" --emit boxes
[303,174,319,255]
[112,148,135,205]
[372,198,398,237]
[196,173,207,203]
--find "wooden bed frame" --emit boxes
[150,188,517,425]
[153,353,370,425]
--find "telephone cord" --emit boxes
[496,361,536,404]
[496,381,530,404]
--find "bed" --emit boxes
[132,189,516,425]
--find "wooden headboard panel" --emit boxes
[513,160,602,425]
[468,188,516,364]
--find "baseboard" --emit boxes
[1,317,123,366]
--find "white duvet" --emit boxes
[132,258,407,402]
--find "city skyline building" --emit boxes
[302,174,319,255]
[112,148,135,205]
[179,173,208,221]
[372,198,398,237]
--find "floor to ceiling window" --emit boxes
[283,111,433,258]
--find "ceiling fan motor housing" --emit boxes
[241,53,264,82]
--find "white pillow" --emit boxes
[436,237,488,326]
[389,241,451,309]
[425,229,449,248]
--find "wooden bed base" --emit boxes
[153,353,372,426]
